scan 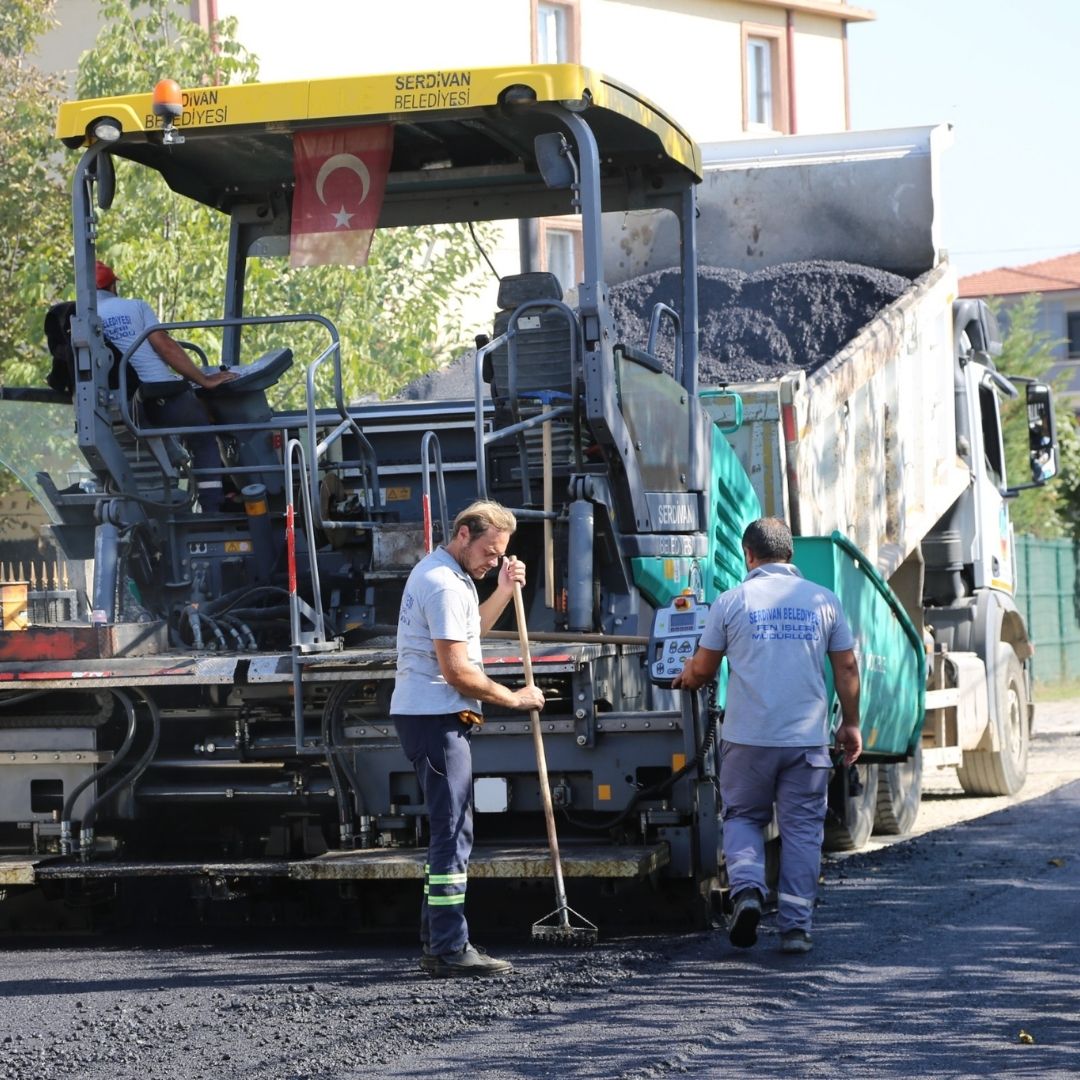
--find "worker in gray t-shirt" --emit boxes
[673,517,861,956]
[94,260,235,512]
[391,499,544,978]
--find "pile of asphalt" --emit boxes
[610,260,910,383]
[395,356,477,401]
[0,938,669,1079]
[391,260,910,400]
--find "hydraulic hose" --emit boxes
[321,682,354,847]
[59,689,140,855]
[561,690,722,833]
[204,584,291,616]
[79,690,162,860]
[0,690,53,708]
[321,680,372,847]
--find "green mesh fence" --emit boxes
[1015,535,1080,684]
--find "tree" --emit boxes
[75,0,491,409]
[0,0,69,388]
[996,294,1080,539]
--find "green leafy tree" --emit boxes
[76,0,491,409]
[74,0,259,370]
[0,0,69,388]
[997,294,1080,539]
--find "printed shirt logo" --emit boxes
[748,605,821,642]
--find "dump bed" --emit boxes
[704,263,968,579]
[604,125,967,579]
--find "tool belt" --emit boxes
[457,709,484,728]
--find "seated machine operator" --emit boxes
[95,260,236,511]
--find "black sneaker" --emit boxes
[780,929,813,954]
[728,889,763,949]
[426,943,513,978]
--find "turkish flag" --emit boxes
[290,124,393,268]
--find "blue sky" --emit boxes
[847,0,1079,278]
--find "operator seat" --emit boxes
[483,272,583,504]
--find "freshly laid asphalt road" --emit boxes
[0,706,1077,1080]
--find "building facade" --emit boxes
[40,0,875,368]
[201,0,874,282]
[959,253,1080,411]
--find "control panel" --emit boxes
[217,347,294,394]
[648,592,710,687]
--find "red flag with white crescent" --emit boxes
[290,124,393,268]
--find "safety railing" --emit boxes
[113,312,378,507]
[420,430,449,553]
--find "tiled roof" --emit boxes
[959,252,1080,298]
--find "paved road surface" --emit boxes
[0,702,1077,1079]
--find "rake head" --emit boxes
[531,904,599,947]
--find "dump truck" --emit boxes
[0,67,1043,928]
[605,124,1060,848]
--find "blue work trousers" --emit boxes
[392,713,475,955]
[719,740,832,932]
[142,388,225,511]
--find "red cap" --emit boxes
[95,260,117,290]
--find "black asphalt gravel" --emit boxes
[1,777,1077,1079]
[395,261,909,400]
[608,261,910,383]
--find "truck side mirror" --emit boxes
[1026,381,1058,484]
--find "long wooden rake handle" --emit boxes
[511,580,571,926]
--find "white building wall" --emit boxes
[220,0,533,82]
[35,0,103,92]
[582,1,748,142]
[790,13,847,134]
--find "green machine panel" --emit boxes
[631,412,760,609]
[793,532,925,758]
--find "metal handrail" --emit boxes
[283,437,335,655]
[112,310,386,535]
[420,430,449,552]
[115,311,338,436]
[472,298,581,502]
[647,302,682,384]
[303,366,379,535]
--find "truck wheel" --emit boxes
[956,652,1029,796]
[874,745,923,835]
[823,762,879,852]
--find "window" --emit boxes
[539,219,582,292]
[742,23,789,133]
[747,38,773,128]
[532,1,579,64]
[1068,312,1080,357]
[978,379,1007,490]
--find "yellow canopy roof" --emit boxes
[57,64,701,224]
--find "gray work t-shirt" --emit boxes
[390,545,482,715]
[699,562,855,747]
[96,290,178,384]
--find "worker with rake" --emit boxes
[391,500,545,977]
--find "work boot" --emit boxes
[418,946,437,974]
[780,929,813,954]
[728,888,763,949]
[426,943,513,978]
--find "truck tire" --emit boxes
[956,652,1029,796]
[874,745,923,835]
[824,762,879,852]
